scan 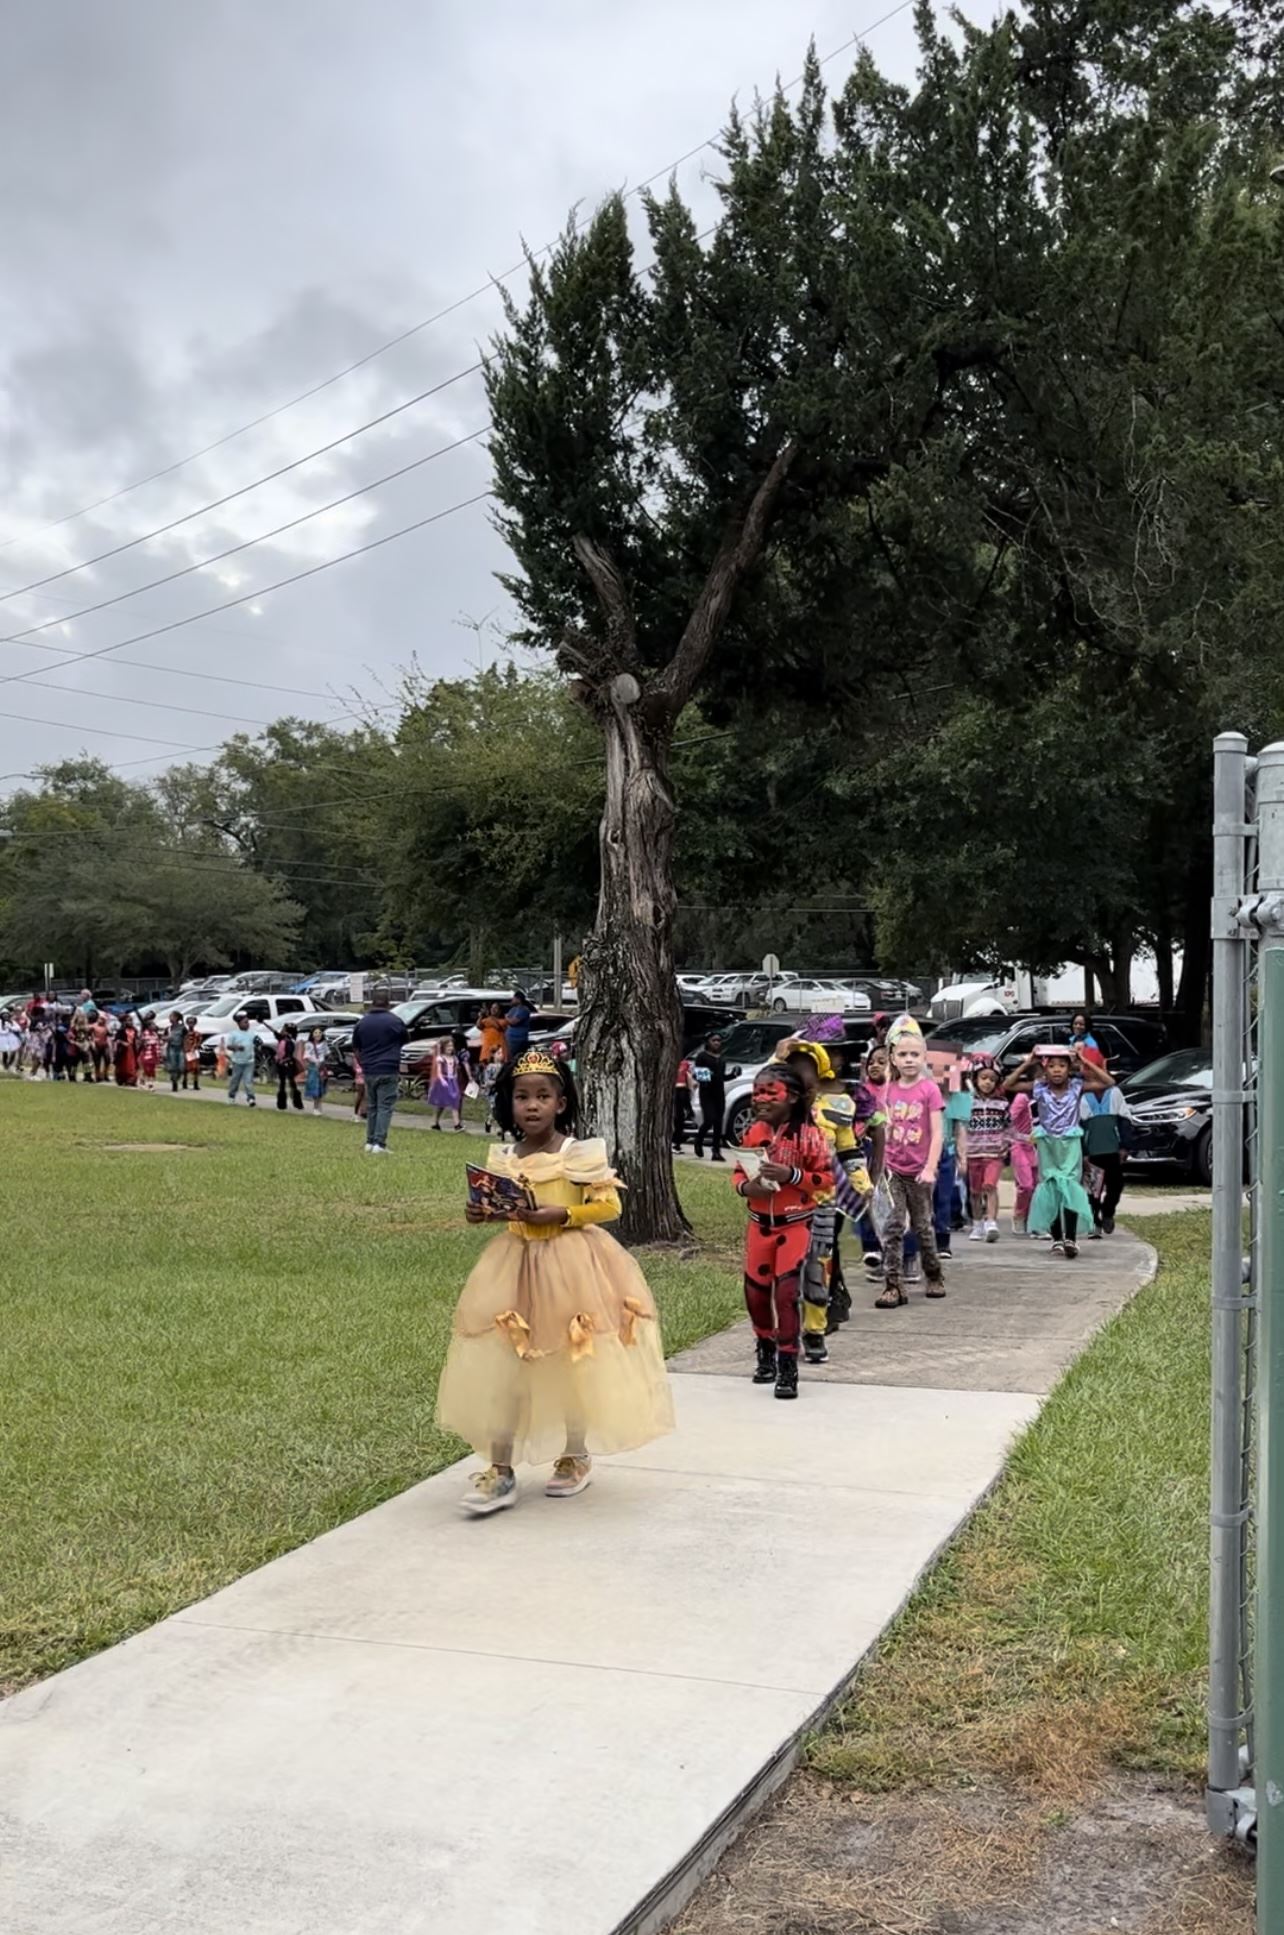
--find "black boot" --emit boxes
[774,1353,799,1400]
[752,1338,777,1384]
[802,1331,829,1365]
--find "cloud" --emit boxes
[0,0,984,782]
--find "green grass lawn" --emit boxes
[811,1209,1215,1793]
[0,1081,745,1689]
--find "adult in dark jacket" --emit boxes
[352,986,408,1154]
[692,1032,728,1162]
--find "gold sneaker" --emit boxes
[545,1455,592,1499]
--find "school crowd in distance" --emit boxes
[725,1011,1127,1400]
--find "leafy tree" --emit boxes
[373,665,602,977]
[484,50,1010,1236]
[157,720,389,970]
[0,759,301,987]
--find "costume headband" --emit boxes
[512,1050,561,1078]
[777,1038,835,1082]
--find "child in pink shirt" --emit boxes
[877,1021,945,1307]
[1008,1089,1037,1235]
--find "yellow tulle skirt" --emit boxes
[435,1227,675,1466]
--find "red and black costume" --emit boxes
[734,1116,832,1357]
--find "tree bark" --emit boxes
[1176,843,1211,1046]
[1155,916,1174,1013]
[576,678,687,1243]
[1109,930,1134,1010]
[568,438,800,1244]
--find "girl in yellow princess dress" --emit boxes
[436,1049,675,1516]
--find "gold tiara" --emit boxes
[512,1050,560,1077]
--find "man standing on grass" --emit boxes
[225,1011,258,1108]
[352,983,407,1155]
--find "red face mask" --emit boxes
[753,1078,791,1107]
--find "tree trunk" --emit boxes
[1176,843,1211,1046]
[1084,954,1110,1005]
[1155,916,1174,1014]
[1109,930,1134,1010]
[576,681,687,1245]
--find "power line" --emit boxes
[0,709,213,751]
[8,611,397,703]
[0,424,489,651]
[0,489,494,692]
[0,4,913,558]
[0,387,487,612]
[2,679,310,728]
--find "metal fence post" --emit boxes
[1256,742,1284,1932]
[1210,732,1251,1829]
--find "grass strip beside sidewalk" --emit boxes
[813,1211,1212,1795]
[0,1083,744,1690]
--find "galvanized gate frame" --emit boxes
[1209,734,1284,1931]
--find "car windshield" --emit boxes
[393,1000,429,1024]
[202,995,246,1018]
[925,1018,1011,1053]
[1126,1047,1213,1090]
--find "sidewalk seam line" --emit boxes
[167,1615,829,1697]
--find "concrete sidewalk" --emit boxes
[1,1230,1155,1935]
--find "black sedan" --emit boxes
[1121,1048,1215,1183]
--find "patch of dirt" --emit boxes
[99,1142,204,1153]
[670,1772,1253,1935]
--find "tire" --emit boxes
[1194,1124,1213,1187]
[772,998,788,1013]
[728,1097,756,1147]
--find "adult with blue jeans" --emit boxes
[352,984,408,1154]
[504,989,533,1062]
[225,1013,258,1107]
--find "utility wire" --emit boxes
[0,489,494,691]
[0,384,486,611]
[0,424,489,650]
[0,3,913,560]
[3,679,314,728]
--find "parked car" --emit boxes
[1121,1047,1218,1184]
[719,1018,876,1146]
[924,1011,1169,1081]
[847,976,924,1009]
[769,977,871,1014]
[190,991,321,1040]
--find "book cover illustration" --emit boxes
[466,1164,537,1215]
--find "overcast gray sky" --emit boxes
[0,0,991,790]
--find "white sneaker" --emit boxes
[968,1224,985,1241]
[1012,1219,1026,1237]
[462,1466,518,1516]
[985,1221,1000,1243]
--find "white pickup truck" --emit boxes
[190,991,322,1040]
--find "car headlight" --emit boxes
[1135,1104,1199,1125]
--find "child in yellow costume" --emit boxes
[437,1049,675,1516]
